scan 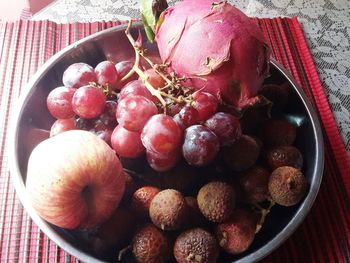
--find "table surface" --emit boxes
[32,0,350,155]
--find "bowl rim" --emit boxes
[9,22,324,263]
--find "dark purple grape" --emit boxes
[47,86,76,119]
[99,100,118,127]
[72,85,106,119]
[92,119,110,132]
[95,129,113,146]
[182,125,219,167]
[204,112,241,146]
[75,117,95,130]
[62,62,97,89]
[116,95,158,132]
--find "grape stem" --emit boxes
[123,168,138,175]
[124,20,194,110]
[254,200,275,233]
[125,20,167,108]
[138,52,173,86]
[117,245,131,261]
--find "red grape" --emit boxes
[173,106,199,129]
[90,114,115,145]
[141,68,165,89]
[182,125,219,167]
[141,114,183,155]
[75,117,94,130]
[72,85,106,119]
[95,129,113,146]
[192,91,219,121]
[146,148,181,172]
[50,118,76,137]
[167,103,182,117]
[115,61,136,88]
[99,100,118,127]
[111,125,145,158]
[119,80,155,102]
[62,62,97,89]
[204,112,241,146]
[46,86,76,119]
[92,119,110,132]
[95,60,119,88]
[116,95,158,132]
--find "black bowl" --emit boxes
[10,23,324,263]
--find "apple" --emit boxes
[26,130,125,229]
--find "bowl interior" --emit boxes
[11,23,323,263]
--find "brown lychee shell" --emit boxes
[197,181,236,223]
[223,135,261,172]
[120,171,137,203]
[267,145,303,170]
[131,186,161,218]
[161,163,198,194]
[268,166,307,206]
[239,165,270,203]
[149,189,187,230]
[216,208,257,254]
[259,83,290,112]
[260,119,297,147]
[92,207,135,254]
[132,223,171,263]
[173,228,219,263]
[184,196,207,229]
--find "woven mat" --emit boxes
[0,19,349,262]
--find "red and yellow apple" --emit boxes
[26,130,125,229]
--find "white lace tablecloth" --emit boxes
[32,0,350,155]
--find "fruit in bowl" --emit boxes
[10,0,323,262]
[26,130,125,230]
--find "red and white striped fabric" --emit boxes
[0,19,349,262]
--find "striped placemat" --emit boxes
[0,19,349,262]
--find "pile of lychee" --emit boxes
[89,82,308,263]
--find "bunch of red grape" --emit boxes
[46,59,242,172]
[47,60,134,141]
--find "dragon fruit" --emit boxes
[155,0,270,108]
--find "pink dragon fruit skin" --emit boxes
[155,0,270,108]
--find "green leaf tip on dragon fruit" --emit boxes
[154,0,271,109]
[140,0,168,42]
